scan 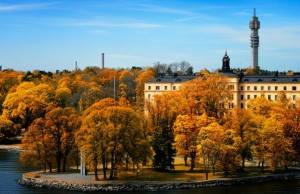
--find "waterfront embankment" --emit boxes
[18,171,300,192]
[0,145,21,151]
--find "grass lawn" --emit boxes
[113,158,281,182]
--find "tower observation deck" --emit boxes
[249,8,260,68]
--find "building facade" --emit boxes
[145,52,300,109]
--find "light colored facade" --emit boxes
[144,76,195,101]
[144,73,300,109]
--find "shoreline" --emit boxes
[18,171,300,192]
[0,145,22,151]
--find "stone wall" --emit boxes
[19,172,300,192]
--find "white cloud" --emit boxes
[0,2,59,12]
[68,21,162,29]
[197,25,248,43]
[261,25,300,49]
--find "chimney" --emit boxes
[75,61,78,71]
[102,53,104,69]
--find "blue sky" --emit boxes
[0,0,300,72]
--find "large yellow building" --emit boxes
[144,52,300,109]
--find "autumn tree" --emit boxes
[174,114,201,170]
[224,107,254,171]
[21,118,55,172]
[198,120,222,180]
[45,107,81,172]
[135,67,155,103]
[260,116,293,172]
[146,92,183,170]
[2,82,55,132]
[217,129,242,177]
[0,115,18,140]
[0,70,21,114]
[283,108,300,163]
[76,98,118,180]
[180,73,231,118]
[77,110,109,180]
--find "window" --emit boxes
[240,103,244,109]
[261,86,264,90]
[164,86,168,90]
[229,103,234,109]
[148,86,151,90]
[275,86,278,91]
[293,95,297,101]
[247,95,250,100]
[284,86,287,90]
[268,86,271,90]
[275,95,278,100]
[247,86,250,90]
[148,94,151,99]
[229,95,234,100]
[293,86,297,91]
[172,86,176,90]
[156,86,160,90]
[229,85,235,90]
[254,95,257,98]
[254,86,257,90]
[241,95,244,100]
[268,95,271,100]
[240,86,244,91]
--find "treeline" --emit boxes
[0,67,300,180]
[147,74,300,179]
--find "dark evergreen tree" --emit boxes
[152,119,176,171]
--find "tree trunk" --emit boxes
[184,155,188,166]
[47,162,52,173]
[102,152,107,179]
[110,152,115,180]
[241,156,245,171]
[56,155,61,173]
[190,151,196,171]
[261,160,264,173]
[203,156,209,180]
[62,156,67,172]
[94,154,99,181]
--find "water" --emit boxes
[1,149,300,194]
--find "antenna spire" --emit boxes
[254,8,256,16]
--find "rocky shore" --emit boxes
[0,145,21,151]
[18,172,300,192]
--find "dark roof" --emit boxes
[220,72,239,78]
[146,75,196,83]
[146,74,300,84]
[240,75,300,83]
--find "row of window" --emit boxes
[147,85,181,91]
[240,103,296,109]
[240,94,297,101]
[241,85,297,91]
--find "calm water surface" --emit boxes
[1,150,300,194]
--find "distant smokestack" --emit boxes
[75,61,78,71]
[102,53,104,69]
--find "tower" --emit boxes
[249,8,260,68]
[102,53,105,69]
[222,50,230,72]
